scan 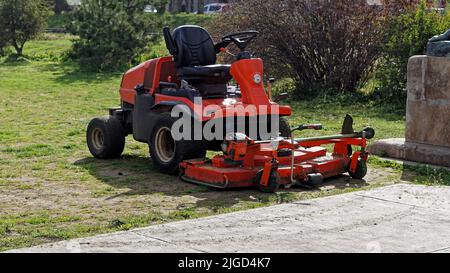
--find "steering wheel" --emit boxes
[221,31,259,51]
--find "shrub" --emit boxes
[68,0,160,71]
[47,13,71,29]
[0,0,50,56]
[210,0,406,98]
[374,1,450,105]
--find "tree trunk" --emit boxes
[54,0,69,14]
[198,0,205,14]
[13,43,23,56]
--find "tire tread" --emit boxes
[87,116,125,159]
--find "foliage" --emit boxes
[0,0,50,56]
[210,0,407,98]
[68,0,160,71]
[373,1,450,105]
[48,13,71,28]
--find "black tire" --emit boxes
[149,113,203,175]
[348,159,368,180]
[87,116,126,159]
[279,117,292,138]
[254,170,281,193]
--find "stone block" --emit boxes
[368,138,450,167]
[405,56,450,148]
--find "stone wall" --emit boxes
[369,55,450,167]
[406,56,450,148]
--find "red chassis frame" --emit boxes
[180,135,369,190]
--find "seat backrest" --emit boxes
[172,25,217,68]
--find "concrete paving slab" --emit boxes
[129,195,414,253]
[8,230,200,253]
[336,208,450,253]
[357,183,450,211]
[7,184,450,253]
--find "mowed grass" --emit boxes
[0,33,442,252]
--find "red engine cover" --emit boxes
[119,57,176,105]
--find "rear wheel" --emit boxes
[87,116,125,159]
[348,159,368,180]
[149,113,206,175]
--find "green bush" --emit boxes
[47,13,71,29]
[374,1,450,105]
[68,0,160,71]
[68,0,212,71]
[210,0,406,98]
[0,0,50,56]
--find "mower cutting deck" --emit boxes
[180,120,375,193]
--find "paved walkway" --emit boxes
[8,184,450,253]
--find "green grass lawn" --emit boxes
[0,33,447,252]
[23,33,75,61]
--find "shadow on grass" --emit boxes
[0,56,33,66]
[74,154,370,210]
[40,61,120,84]
[73,155,250,210]
[319,174,370,190]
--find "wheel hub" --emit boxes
[155,127,176,163]
[91,128,104,150]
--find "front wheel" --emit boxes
[348,159,368,180]
[254,170,281,193]
[87,116,125,159]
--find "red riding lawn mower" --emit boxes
[86,25,375,193]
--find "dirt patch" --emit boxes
[1,161,401,218]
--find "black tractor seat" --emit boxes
[164,25,232,97]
